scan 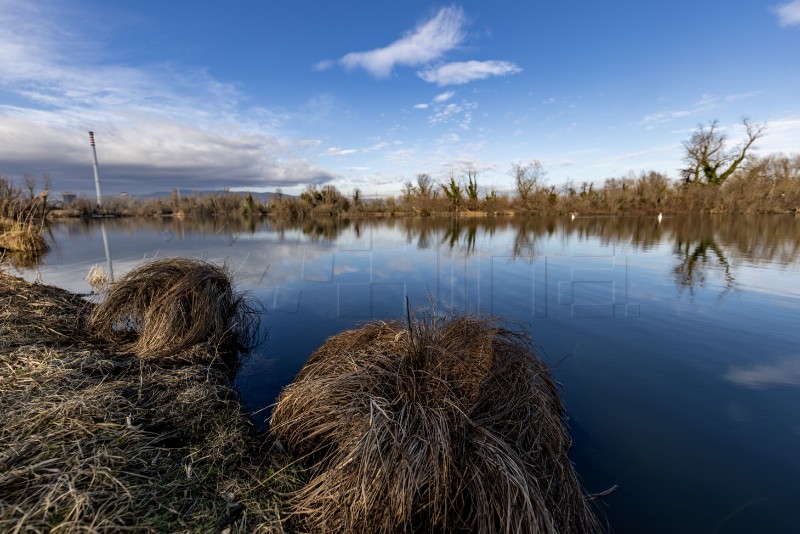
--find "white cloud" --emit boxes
[417,60,522,86]
[319,147,358,157]
[313,59,335,71]
[338,6,465,78]
[774,1,800,26]
[433,90,455,103]
[427,100,478,128]
[364,141,389,152]
[413,103,430,110]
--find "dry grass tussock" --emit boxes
[271,312,603,533]
[85,263,110,292]
[0,271,300,532]
[0,217,48,267]
[87,257,259,360]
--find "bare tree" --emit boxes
[42,172,52,194]
[510,160,546,201]
[401,181,416,203]
[416,173,434,198]
[23,173,37,200]
[681,118,766,186]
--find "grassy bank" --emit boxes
[0,271,299,532]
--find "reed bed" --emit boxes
[0,271,299,533]
[87,257,259,360]
[270,312,603,533]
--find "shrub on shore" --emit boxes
[271,312,602,533]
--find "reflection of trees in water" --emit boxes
[512,217,559,258]
[54,215,263,243]
[44,214,800,292]
[566,216,664,251]
[668,215,800,292]
[299,218,348,243]
[672,238,734,293]
[403,219,433,250]
[442,219,478,253]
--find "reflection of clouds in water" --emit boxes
[724,358,800,389]
[234,244,314,287]
[725,401,751,422]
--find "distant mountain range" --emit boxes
[134,189,291,201]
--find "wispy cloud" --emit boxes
[319,147,358,157]
[386,149,415,164]
[427,100,478,130]
[438,155,495,178]
[313,59,335,71]
[338,6,466,78]
[641,91,760,126]
[760,116,800,154]
[433,91,455,103]
[774,1,800,26]
[0,0,334,192]
[417,60,521,86]
[363,141,389,152]
[413,103,430,110]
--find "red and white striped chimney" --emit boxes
[89,131,102,207]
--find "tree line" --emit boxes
[4,118,799,220]
[268,118,797,218]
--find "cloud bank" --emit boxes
[0,0,334,194]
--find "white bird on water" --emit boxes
[657,212,663,223]
[570,212,576,221]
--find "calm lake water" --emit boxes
[14,214,800,533]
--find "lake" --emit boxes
[13,214,800,533]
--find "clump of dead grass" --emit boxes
[0,216,48,267]
[0,271,299,533]
[85,263,110,292]
[270,312,603,533]
[87,257,259,359]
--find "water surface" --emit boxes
[16,214,800,533]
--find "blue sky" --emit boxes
[1,0,799,197]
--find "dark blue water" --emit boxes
[20,215,800,533]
